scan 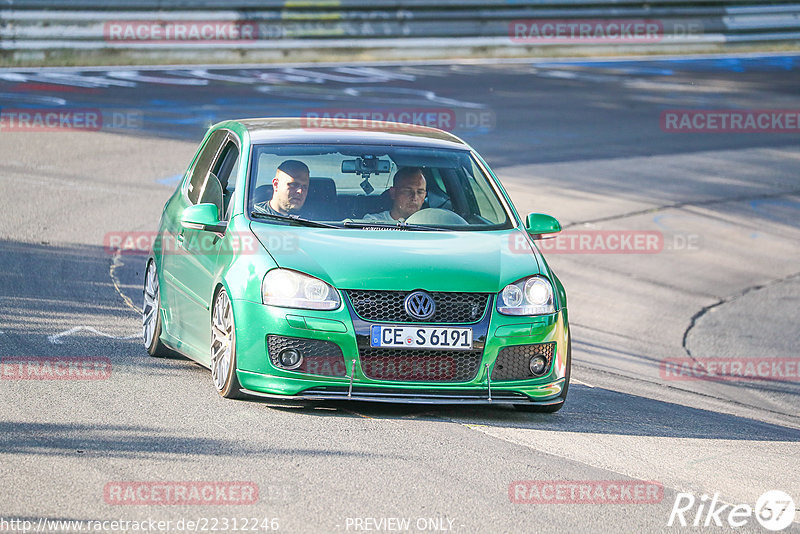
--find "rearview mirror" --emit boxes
[181,203,227,233]
[341,157,391,175]
[526,213,561,238]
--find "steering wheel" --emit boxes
[405,208,468,225]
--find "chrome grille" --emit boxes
[346,290,490,324]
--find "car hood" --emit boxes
[250,224,542,292]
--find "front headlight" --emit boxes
[262,269,340,310]
[497,276,555,315]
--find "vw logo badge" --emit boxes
[404,291,435,321]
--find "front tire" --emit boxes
[514,336,571,413]
[211,288,244,399]
[143,260,169,357]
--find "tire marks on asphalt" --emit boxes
[109,249,140,314]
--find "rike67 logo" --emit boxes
[668,490,796,531]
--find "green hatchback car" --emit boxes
[143,118,571,412]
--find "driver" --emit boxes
[364,167,426,222]
[253,160,310,216]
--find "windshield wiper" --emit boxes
[251,211,339,228]
[343,221,444,231]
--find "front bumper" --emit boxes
[239,384,565,405]
[231,296,569,404]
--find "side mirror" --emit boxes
[525,213,561,238]
[181,203,227,233]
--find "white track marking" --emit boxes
[572,378,594,388]
[0,72,28,81]
[106,70,209,86]
[184,69,258,84]
[334,66,417,81]
[48,326,139,344]
[280,67,406,83]
[0,92,66,105]
[35,71,136,88]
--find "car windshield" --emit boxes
[247,144,513,230]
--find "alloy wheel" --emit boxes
[211,289,233,391]
[142,261,159,348]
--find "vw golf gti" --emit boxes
[143,118,571,412]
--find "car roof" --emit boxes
[230,118,471,150]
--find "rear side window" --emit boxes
[187,130,227,205]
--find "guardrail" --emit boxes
[1,1,799,61]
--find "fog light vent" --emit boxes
[266,335,346,377]
[491,342,555,381]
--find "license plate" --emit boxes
[370,325,473,350]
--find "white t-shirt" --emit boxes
[362,210,401,222]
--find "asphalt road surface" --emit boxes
[1,54,799,534]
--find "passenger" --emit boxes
[253,160,310,216]
[364,167,427,222]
